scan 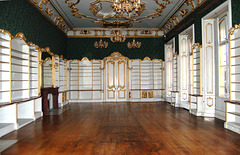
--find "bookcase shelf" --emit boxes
[225,25,240,134]
[189,43,203,116]
[130,59,164,100]
[69,59,102,101]
[171,53,179,106]
[0,30,42,137]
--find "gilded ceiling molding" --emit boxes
[141,30,152,34]
[160,0,207,35]
[160,28,167,35]
[89,0,146,19]
[45,8,54,17]
[28,0,71,33]
[185,0,196,11]
[67,29,163,38]
[180,9,188,17]
[63,0,172,25]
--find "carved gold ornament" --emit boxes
[45,8,54,17]
[142,91,147,98]
[64,0,172,25]
[110,31,126,42]
[94,39,108,48]
[141,30,152,34]
[111,0,145,18]
[14,32,26,41]
[127,39,141,49]
[184,0,195,11]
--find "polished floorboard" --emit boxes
[1,102,240,154]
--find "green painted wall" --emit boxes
[67,38,164,60]
[165,0,227,50]
[232,0,240,26]
[0,0,67,57]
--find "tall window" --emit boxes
[218,15,228,97]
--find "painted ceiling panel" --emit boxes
[29,0,207,36]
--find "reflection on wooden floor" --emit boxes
[1,102,240,154]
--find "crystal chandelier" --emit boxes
[110,31,126,43]
[127,39,141,48]
[94,39,108,48]
[111,0,145,18]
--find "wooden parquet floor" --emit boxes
[1,102,240,154]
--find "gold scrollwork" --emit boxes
[80,30,91,34]
[13,32,26,41]
[148,91,154,98]
[141,30,152,34]
[142,91,147,98]
[207,97,213,107]
[64,0,172,25]
[192,43,202,50]
[39,0,50,9]
[45,8,54,17]
[229,24,240,35]
[0,29,12,37]
[180,9,188,17]
[184,0,195,11]
[28,42,40,50]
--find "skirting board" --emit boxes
[69,100,104,103]
[0,123,16,138]
[180,101,190,110]
[130,98,164,102]
[166,97,171,103]
[69,98,165,103]
[215,109,225,121]
[225,122,240,134]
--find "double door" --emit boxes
[105,59,127,101]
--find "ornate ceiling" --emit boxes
[29,0,206,37]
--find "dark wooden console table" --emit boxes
[41,87,59,115]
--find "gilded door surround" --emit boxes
[103,52,129,101]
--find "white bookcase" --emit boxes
[55,55,59,88]
[0,31,42,137]
[11,36,30,101]
[0,30,14,137]
[69,60,79,100]
[225,24,240,134]
[130,58,164,101]
[29,43,39,98]
[66,61,70,101]
[79,59,92,100]
[68,59,103,102]
[153,60,164,99]
[29,43,42,119]
[92,60,102,100]
[131,60,141,99]
[171,53,179,106]
[43,58,52,88]
[189,43,203,116]
[58,58,68,106]
[0,30,11,103]
[141,58,154,99]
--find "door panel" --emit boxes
[106,59,127,101]
[107,61,115,100]
[118,61,126,99]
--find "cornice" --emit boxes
[28,0,71,34]
[67,29,163,38]
[160,0,208,35]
